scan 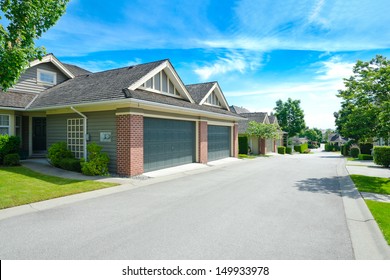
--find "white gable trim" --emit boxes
[29,54,75,79]
[128,60,195,103]
[199,83,230,111]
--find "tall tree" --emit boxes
[303,127,323,143]
[335,55,390,143]
[0,0,69,91]
[274,98,306,138]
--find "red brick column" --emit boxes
[260,138,266,155]
[233,123,238,158]
[116,114,144,176]
[198,121,208,163]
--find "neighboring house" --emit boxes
[229,105,251,114]
[328,133,348,146]
[235,110,281,154]
[0,54,242,176]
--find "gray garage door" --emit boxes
[208,125,231,161]
[144,118,195,172]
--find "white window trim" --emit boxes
[0,114,10,135]
[37,68,57,85]
[139,70,184,99]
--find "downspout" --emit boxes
[70,106,88,161]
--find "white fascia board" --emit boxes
[29,54,75,79]
[128,60,195,103]
[198,83,230,111]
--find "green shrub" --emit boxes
[277,146,286,154]
[238,136,248,154]
[47,142,74,167]
[350,145,360,158]
[324,143,334,151]
[81,143,109,176]
[58,158,81,172]
[360,143,373,155]
[294,143,308,153]
[286,146,292,154]
[303,149,311,154]
[0,135,21,162]
[358,154,373,160]
[373,146,390,167]
[3,153,20,166]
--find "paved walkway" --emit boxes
[345,159,390,203]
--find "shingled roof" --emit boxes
[230,105,250,114]
[185,82,215,104]
[29,60,167,109]
[62,63,92,76]
[0,90,36,108]
[238,112,269,134]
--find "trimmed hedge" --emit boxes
[359,143,373,155]
[58,158,81,172]
[81,143,109,176]
[294,143,308,153]
[325,143,334,151]
[239,136,249,154]
[358,154,373,160]
[286,147,292,154]
[47,142,74,167]
[373,146,390,167]
[350,146,360,158]
[277,146,286,154]
[3,153,20,166]
[0,135,20,162]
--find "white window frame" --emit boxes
[0,114,10,135]
[204,91,222,107]
[37,68,57,85]
[140,70,183,98]
[67,118,84,159]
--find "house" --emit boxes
[0,54,242,176]
[328,133,348,146]
[233,109,282,154]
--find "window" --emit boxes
[205,91,221,107]
[37,69,57,85]
[0,114,10,135]
[67,118,84,159]
[15,116,21,138]
[142,70,181,97]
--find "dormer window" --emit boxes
[205,91,222,107]
[37,69,57,85]
[141,70,181,97]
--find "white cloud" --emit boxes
[65,58,143,72]
[315,57,354,81]
[194,51,263,80]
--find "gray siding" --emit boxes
[11,63,69,94]
[47,110,117,173]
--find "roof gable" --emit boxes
[230,105,250,114]
[238,112,270,134]
[29,54,75,79]
[186,82,230,110]
[128,60,194,103]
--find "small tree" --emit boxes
[246,121,280,140]
[274,98,306,138]
[0,0,69,90]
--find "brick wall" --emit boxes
[116,114,144,176]
[198,121,208,163]
[233,123,238,157]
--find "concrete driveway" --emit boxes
[0,151,388,259]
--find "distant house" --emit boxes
[0,54,242,176]
[232,106,283,154]
[328,133,348,146]
[229,105,251,114]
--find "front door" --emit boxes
[32,117,47,152]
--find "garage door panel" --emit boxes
[144,118,195,172]
[208,125,231,161]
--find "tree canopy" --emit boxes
[246,121,280,140]
[274,98,306,138]
[302,127,323,143]
[335,55,390,143]
[0,0,69,91]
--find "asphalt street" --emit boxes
[0,152,359,259]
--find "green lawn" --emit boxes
[365,200,390,245]
[0,166,118,209]
[350,174,390,195]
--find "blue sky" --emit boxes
[34,0,390,129]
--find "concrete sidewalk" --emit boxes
[346,159,390,179]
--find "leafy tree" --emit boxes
[303,127,323,143]
[274,98,306,138]
[335,55,390,143]
[0,0,69,91]
[323,128,334,143]
[246,121,280,140]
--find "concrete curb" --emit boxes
[337,158,390,259]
